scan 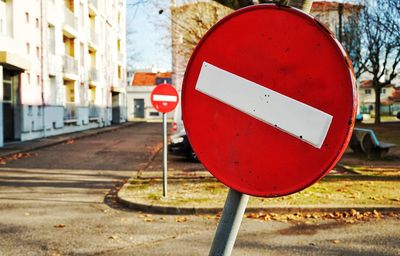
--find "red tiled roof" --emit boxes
[157,72,172,78]
[360,80,395,89]
[389,88,400,102]
[131,72,172,86]
[132,72,156,86]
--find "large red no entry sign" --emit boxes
[182,5,356,197]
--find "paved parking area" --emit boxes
[0,122,399,256]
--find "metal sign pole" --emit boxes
[162,112,168,197]
[209,189,249,256]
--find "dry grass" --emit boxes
[122,170,400,208]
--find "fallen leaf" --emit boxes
[332,240,340,244]
[66,139,75,144]
[350,209,359,217]
[176,217,188,223]
[263,215,271,221]
[109,235,118,240]
[144,218,155,222]
[54,224,65,228]
[246,213,259,219]
[373,210,382,219]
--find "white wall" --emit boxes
[127,86,174,120]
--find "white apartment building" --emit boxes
[0,0,127,147]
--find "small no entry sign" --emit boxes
[182,5,357,197]
[151,84,179,113]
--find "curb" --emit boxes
[116,184,400,215]
[117,197,400,215]
[0,122,143,158]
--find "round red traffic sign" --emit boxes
[151,84,179,113]
[182,5,356,197]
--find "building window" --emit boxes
[28,105,33,116]
[382,89,386,94]
[48,25,56,54]
[26,43,30,54]
[365,89,371,95]
[35,18,39,28]
[37,75,40,86]
[26,72,31,84]
[155,78,172,85]
[36,46,40,59]
[25,12,29,23]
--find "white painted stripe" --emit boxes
[195,62,333,148]
[153,94,178,102]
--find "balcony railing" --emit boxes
[88,0,98,10]
[48,53,57,75]
[118,52,124,63]
[118,78,125,87]
[79,68,87,82]
[63,55,78,74]
[64,102,77,120]
[89,68,99,83]
[63,5,77,30]
[90,29,99,46]
[89,103,99,118]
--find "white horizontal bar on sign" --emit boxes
[153,94,178,102]
[195,62,333,149]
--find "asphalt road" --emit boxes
[0,122,399,256]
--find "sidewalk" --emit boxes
[0,122,141,158]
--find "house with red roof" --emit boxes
[359,80,398,115]
[126,71,173,120]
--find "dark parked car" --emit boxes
[168,129,198,161]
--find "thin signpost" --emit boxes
[150,83,179,198]
[162,111,168,197]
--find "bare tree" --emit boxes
[358,0,400,123]
[171,1,233,89]
[212,0,256,9]
[213,0,313,11]
[339,3,364,79]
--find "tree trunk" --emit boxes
[374,86,382,124]
[338,3,343,42]
[287,0,313,13]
